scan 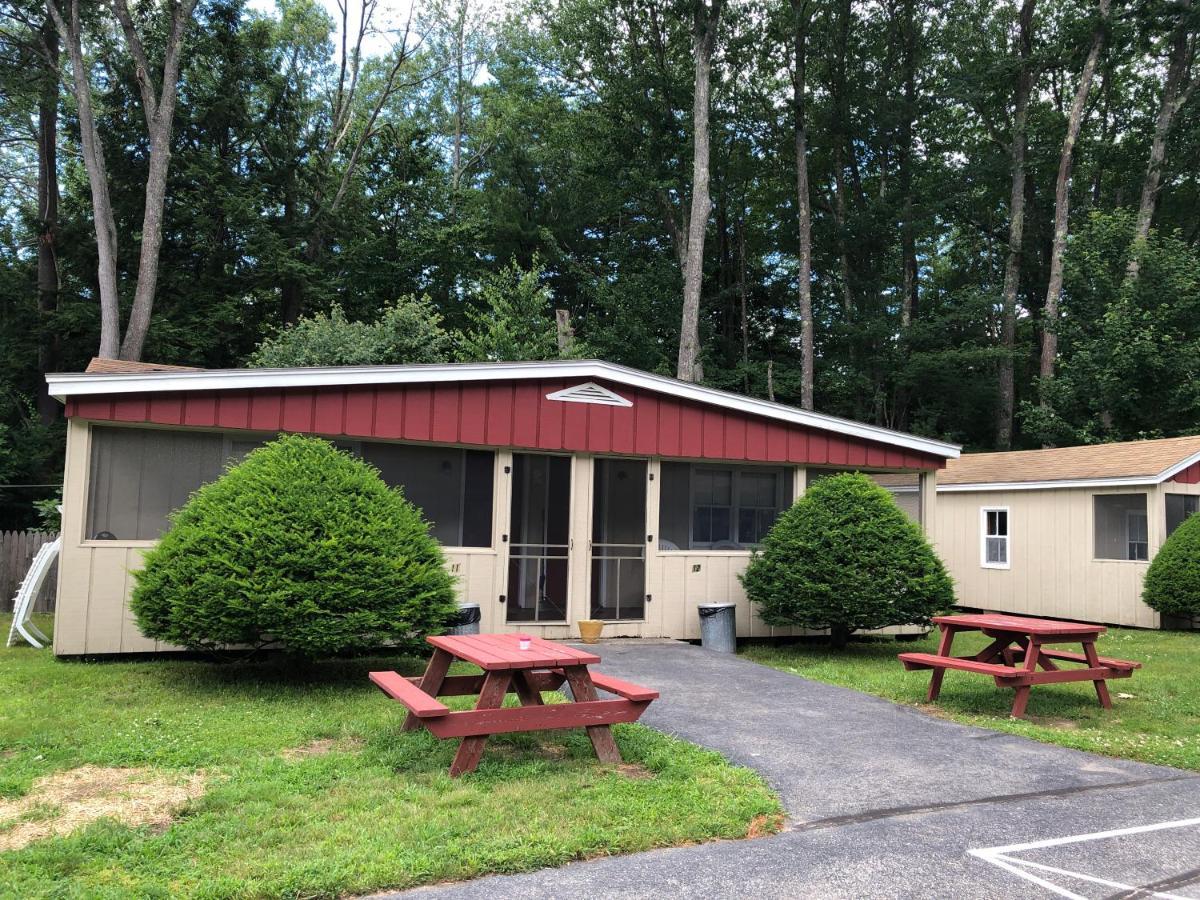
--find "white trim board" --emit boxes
[47,359,959,459]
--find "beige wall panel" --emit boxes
[119,547,158,653]
[935,486,1161,628]
[54,419,91,655]
[84,548,133,654]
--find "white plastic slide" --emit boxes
[6,536,59,649]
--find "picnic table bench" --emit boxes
[371,633,659,776]
[898,613,1140,719]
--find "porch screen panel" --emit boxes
[658,462,792,550]
[507,454,571,622]
[1166,494,1199,538]
[590,458,647,621]
[361,443,494,547]
[86,426,225,540]
[1094,494,1149,561]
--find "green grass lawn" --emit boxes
[1,617,781,899]
[742,626,1200,771]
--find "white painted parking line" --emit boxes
[969,817,1200,900]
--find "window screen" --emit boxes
[361,443,494,547]
[808,469,922,524]
[1094,494,1149,561]
[1166,494,1199,538]
[658,462,793,550]
[86,426,227,540]
[85,427,495,547]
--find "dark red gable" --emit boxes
[66,377,945,470]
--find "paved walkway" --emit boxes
[383,641,1200,899]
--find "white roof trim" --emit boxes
[545,381,632,407]
[939,475,1163,492]
[938,446,1200,492]
[46,359,959,459]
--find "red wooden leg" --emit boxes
[1010,686,1031,719]
[511,670,544,706]
[1082,641,1113,709]
[927,625,956,702]
[404,648,452,732]
[563,666,622,764]
[449,670,511,777]
[927,670,946,702]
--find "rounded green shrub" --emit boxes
[740,472,954,647]
[131,434,458,658]
[1143,511,1200,618]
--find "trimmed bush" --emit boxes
[131,434,458,658]
[1143,512,1200,619]
[740,472,953,647]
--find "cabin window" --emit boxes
[980,507,1009,569]
[1166,494,1199,538]
[85,426,494,547]
[1094,494,1149,561]
[658,462,793,550]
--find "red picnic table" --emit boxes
[898,613,1140,719]
[371,633,659,776]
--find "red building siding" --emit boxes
[1172,461,1200,483]
[66,378,945,469]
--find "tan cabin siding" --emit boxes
[935,485,1165,628]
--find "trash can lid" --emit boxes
[457,602,481,609]
[697,602,735,609]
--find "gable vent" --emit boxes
[545,382,632,407]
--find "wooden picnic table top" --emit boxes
[427,633,602,671]
[933,613,1107,638]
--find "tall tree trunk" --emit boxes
[1126,2,1196,282]
[792,0,815,410]
[831,0,854,320]
[47,0,121,359]
[114,0,199,361]
[677,0,723,384]
[1039,0,1111,396]
[738,204,749,392]
[898,0,918,331]
[996,0,1037,450]
[36,14,60,423]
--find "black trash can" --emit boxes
[698,603,736,653]
[449,602,481,636]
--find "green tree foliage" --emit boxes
[248,296,453,367]
[1143,512,1200,619]
[741,473,954,647]
[130,434,458,658]
[6,0,1200,528]
[1020,211,1200,446]
[457,259,585,362]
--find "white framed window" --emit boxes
[980,507,1010,569]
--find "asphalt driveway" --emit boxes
[382,641,1200,899]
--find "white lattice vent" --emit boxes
[545,382,633,407]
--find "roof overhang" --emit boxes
[937,449,1200,492]
[47,359,960,460]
